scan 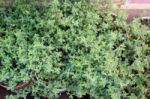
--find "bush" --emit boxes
[0,0,149,99]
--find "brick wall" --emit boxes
[113,0,150,21]
[114,0,150,3]
[127,0,150,3]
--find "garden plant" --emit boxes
[0,0,150,99]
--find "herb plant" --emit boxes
[0,0,149,99]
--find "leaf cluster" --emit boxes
[0,0,149,99]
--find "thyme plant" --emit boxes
[0,0,149,99]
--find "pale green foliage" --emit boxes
[0,0,150,99]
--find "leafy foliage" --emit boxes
[0,0,150,99]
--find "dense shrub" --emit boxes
[0,0,149,99]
